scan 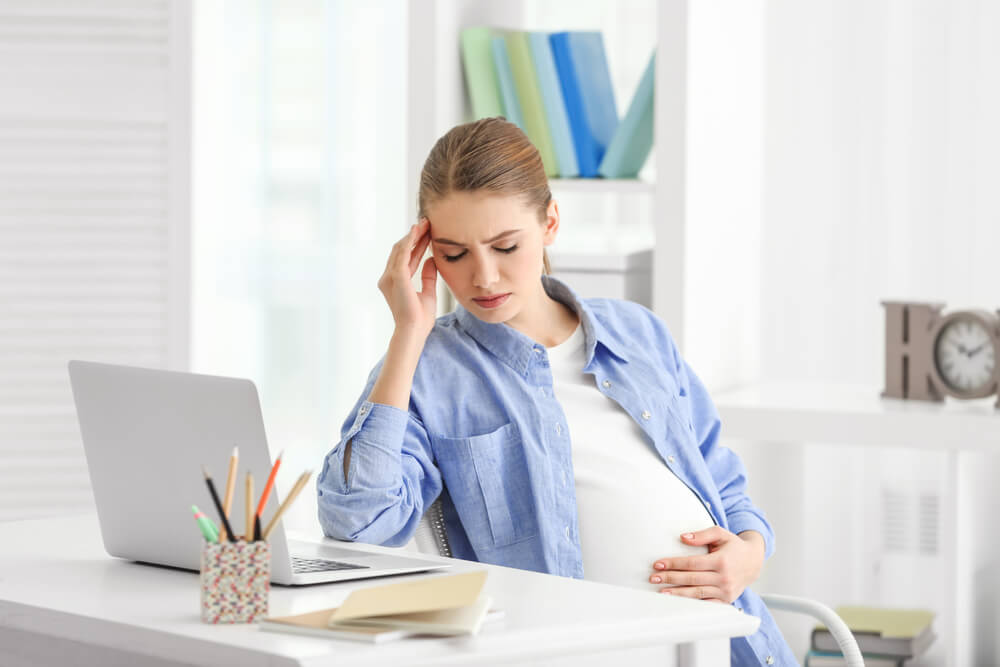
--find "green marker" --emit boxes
[191,504,219,542]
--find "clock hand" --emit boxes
[954,342,968,355]
[967,343,988,357]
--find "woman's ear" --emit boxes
[542,199,560,247]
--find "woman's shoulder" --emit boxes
[582,296,678,348]
[413,312,482,369]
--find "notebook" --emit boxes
[260,570,500,642]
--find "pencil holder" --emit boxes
[200,540,270,624]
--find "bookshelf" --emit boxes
[713,382,1000,452]
[548,177,656,195]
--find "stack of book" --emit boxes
[805,606,936,666]
[260,570,501,644]
[460,27,654,180]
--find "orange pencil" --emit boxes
[256,450,283,518]
[220,445,238,541]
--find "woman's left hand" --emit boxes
[648,527,765,603]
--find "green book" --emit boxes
[812,606,935,658]
[503,31,559,177]
[460,27,505,120]
[598,51,654,179]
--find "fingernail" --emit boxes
[651,576,661,583]
[654,562,665,570]
[683,533,694,540]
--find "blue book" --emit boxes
[599,51,654,179]
[527,32,579,177]
[549,31,618,177]
[490,36,524,129]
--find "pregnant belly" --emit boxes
[575,489,715,591]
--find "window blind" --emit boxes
[0,0,190,521]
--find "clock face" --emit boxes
[933,316,997,394]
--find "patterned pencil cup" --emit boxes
[200,540,270,624]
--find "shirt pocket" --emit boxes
[432,422,538,550]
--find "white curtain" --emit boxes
[192,0,406,534]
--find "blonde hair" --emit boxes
[418,117,553,274]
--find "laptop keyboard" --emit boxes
[291,555,369,574]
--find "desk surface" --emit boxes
[0,515,759,667]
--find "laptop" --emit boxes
[67,360,449,585]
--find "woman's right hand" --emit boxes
[377,218,438,340]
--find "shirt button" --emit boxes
[602,380,611,388]
[556,424,563,435]
[766,657,774,665]
[667,455,675,464]
[534,347,544,355]
[359,405,368,415]
[564,526,571,540]
[641,410,651,420]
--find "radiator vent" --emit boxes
[880,486,939,556]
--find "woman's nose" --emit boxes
[472,256,498,289]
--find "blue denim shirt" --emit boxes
[318,276,797,666]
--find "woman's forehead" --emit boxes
[428,192,536,238]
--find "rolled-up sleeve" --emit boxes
[681,356,776,559]
[316,367,442,547]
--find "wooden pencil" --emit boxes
[244,470,254,541]
[261,471,312,540]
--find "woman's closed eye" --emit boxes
[443,244,519,262]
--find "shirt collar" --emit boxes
[453,275,630,377]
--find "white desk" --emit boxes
[0,515,758,667]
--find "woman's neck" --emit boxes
[504,288,579,347]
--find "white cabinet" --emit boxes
[549,248,653,308]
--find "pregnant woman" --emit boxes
[317,117,796,666]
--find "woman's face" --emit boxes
[426,190,558,325]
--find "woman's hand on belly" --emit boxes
[647,527,766,603]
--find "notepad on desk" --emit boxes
[260,570,501,643]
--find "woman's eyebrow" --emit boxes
[432,229,521,246]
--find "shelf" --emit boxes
[712,382,1000,452]
[548,178,655,195]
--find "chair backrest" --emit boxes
[416,498,452,557]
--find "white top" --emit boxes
[547,325,715,590]
[0,515,759,667]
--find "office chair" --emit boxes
[412,498,864,667]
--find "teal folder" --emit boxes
[527,32,579,177]
[598,51,654,179]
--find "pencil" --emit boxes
[244,470,254,541]
[261,470,312,540]
[253,514,261,542]
[255,449,283,519]
[202,465,236,542]
[220,445,238,541]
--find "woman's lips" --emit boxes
[472,293,511,309]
